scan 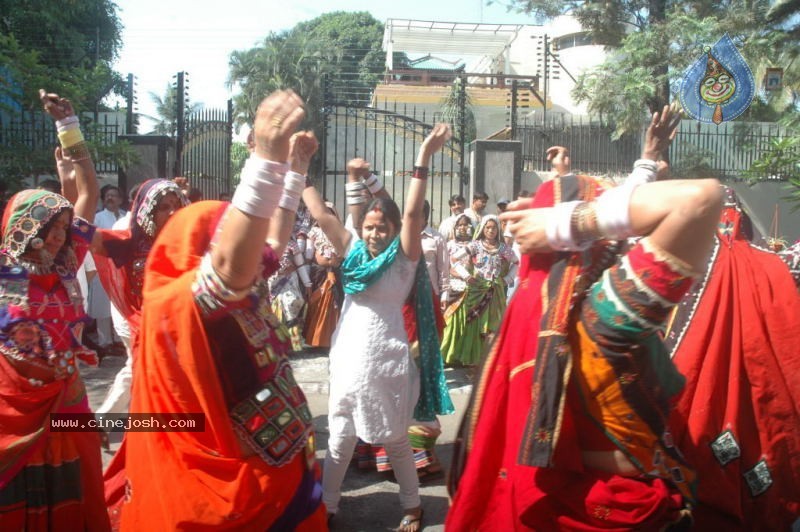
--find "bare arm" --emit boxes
[293,132,352,257]
[502,104,721,273]
[401,124,451,261]
[345,158,371,235]
[40,90,99,223]
[212,90,305,291]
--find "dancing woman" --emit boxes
[448,106,723,530]
[303,203,343,349]
[92,179,190,414]
[296,126,454,531]
[0,90,109,530]
[118,91,327,529]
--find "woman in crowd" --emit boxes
[295,126,454,531]
[447,106,723,530]
[119,90,326,529]
[303,202,343,350]
[441,214,518,367]
[92,179,190,415]
[0,90,109,530]
[268,235,310,352]
[665,188,800,530]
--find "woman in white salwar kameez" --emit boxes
[293,126,453,532]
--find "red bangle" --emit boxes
[412,166,429,179]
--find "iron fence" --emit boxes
[0,109,126,175]
[178,102,233,200]
[514,112,796,180]
[321,101,465,227]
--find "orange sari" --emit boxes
[120,201,326,530]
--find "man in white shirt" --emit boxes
[437,194,466,241]
[421,201,450,311]
[463,191,488,226]
[90,185,127,349]
[94,184,127,228]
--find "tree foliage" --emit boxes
[140,83,204,136]
[0,0,124,110]
[227,11,404,131]
[501,1,798,133]
[1,0,127,189]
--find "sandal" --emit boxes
[417,466,444,482]
[397,508,423,532]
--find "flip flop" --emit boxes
[397,509,423,532]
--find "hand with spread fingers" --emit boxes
[642,103,681,161]
[253,89,306,162]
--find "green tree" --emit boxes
[0,0,127,188]
[228,11,406,131]
[140,83,204,136]
[501,1,796,135]
[440,77,477,144]
[0,0,124,110]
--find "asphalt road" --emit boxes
[81,351,474,531]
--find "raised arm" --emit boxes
[295,133,352,257]
[502,104,722,273]
[344,158,372,235]
[401,124,451,261]
[211,90,305,292]
[40,90,99,223]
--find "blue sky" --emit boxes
[113,0,536,124]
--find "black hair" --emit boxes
[473,191,489,201]
[38,179,61,194]
[423,200,431,224]
[448,194,466,206]
[359,197,402,234]
[188,188,203,203]
[100,184,121,201]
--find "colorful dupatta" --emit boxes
[342,238,453,422]
[94,179,189,334]
[120,201,324,530]
[447,175,691,531]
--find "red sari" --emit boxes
[447,177,688,531]
[666,197,800,530]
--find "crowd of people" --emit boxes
[0,86,797,532]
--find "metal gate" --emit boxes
[176,102,233,201]
[320,103,465,227]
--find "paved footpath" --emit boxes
[82,351,475,531]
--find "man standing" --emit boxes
[90,184,127,350]
[421,200,450,310]
[463,191,488,226]
[438,194,466,241]
[95,184,127,228]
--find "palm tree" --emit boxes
[140,83,203,136]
